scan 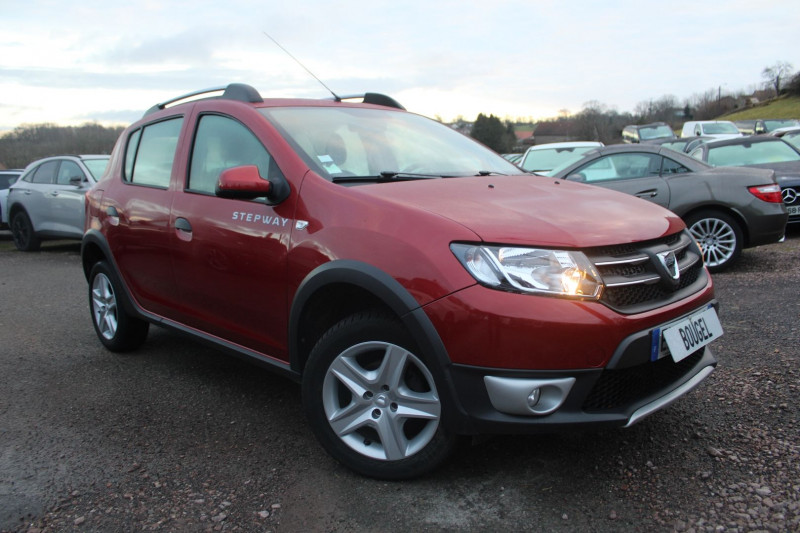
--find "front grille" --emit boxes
[582,350,704,411]
[585,231,706,314]
[784,185,799,221]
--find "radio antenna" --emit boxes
[263,32,341,101]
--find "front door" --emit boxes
[168,113,294,361]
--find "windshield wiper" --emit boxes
[378,171,442,181]
[476,170,507,176]
[330,172,442,184]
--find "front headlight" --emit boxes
[451,244,603,299]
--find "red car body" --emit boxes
[82,84,719,478]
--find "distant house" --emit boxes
[531,119,577,145]
[515,130,534,147]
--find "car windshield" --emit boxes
[782,132,800,150]
[520,146,597,173]
[764,119,800,132]
[261,107,521,181]
[83,158,110,179]
[639,125,674,140]
[701,123,739,135]
[706,141,800,166]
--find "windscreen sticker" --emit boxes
[317,154,342,175]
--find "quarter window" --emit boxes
[661,157,690,175]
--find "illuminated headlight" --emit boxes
[451,244,603,299]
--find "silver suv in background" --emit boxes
[7,155,109,251]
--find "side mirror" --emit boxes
[69,176,84,186]
[216,165,289,204]
[566,173,586,182]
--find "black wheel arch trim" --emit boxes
[288,259,474,433]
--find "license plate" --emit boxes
[651,306,723,363]
[788,205,800,216]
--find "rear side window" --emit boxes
[125,117,183,188]
[29,161,59,184]
[661,157,690,175]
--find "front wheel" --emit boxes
[89,261,149,352]
[302,312,457,479]
[11,211,40,251]
[686,211,743,272]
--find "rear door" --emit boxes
[102,117,184,316]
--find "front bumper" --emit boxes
[444,305,718,434]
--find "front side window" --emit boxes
[126,117,183,188]
[573,153,661,182]
[189,115,275,193]
[56,160,83,185]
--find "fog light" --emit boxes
[484,376,576,416]
[527,388,541,408]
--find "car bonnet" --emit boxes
[361,175,683,249]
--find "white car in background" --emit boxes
[681,121,743,141]
[0,169,23,229]
[518,141,604,175]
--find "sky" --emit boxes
[1,0,799,131]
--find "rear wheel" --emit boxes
[302,312,457,479]
[89,261,149,352]
[686,211,742,272]
[11,211,40,251]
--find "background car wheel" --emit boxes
[302,311,457,480]
[10,211,40,251]
[686,211,742,272]
[89,261,149,352]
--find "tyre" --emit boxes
[302,312,457,480]
[686,211,742,272]
[11,211,40,251]
[89,261,149,352]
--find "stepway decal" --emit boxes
[232,212,291,227]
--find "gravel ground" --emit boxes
[0,228,798,533]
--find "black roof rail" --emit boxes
[336,93,405,110]
[144,83,263,116]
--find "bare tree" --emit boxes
[761,61,794,95]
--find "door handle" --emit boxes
[636,190,658,198]
[175,218,192,232]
